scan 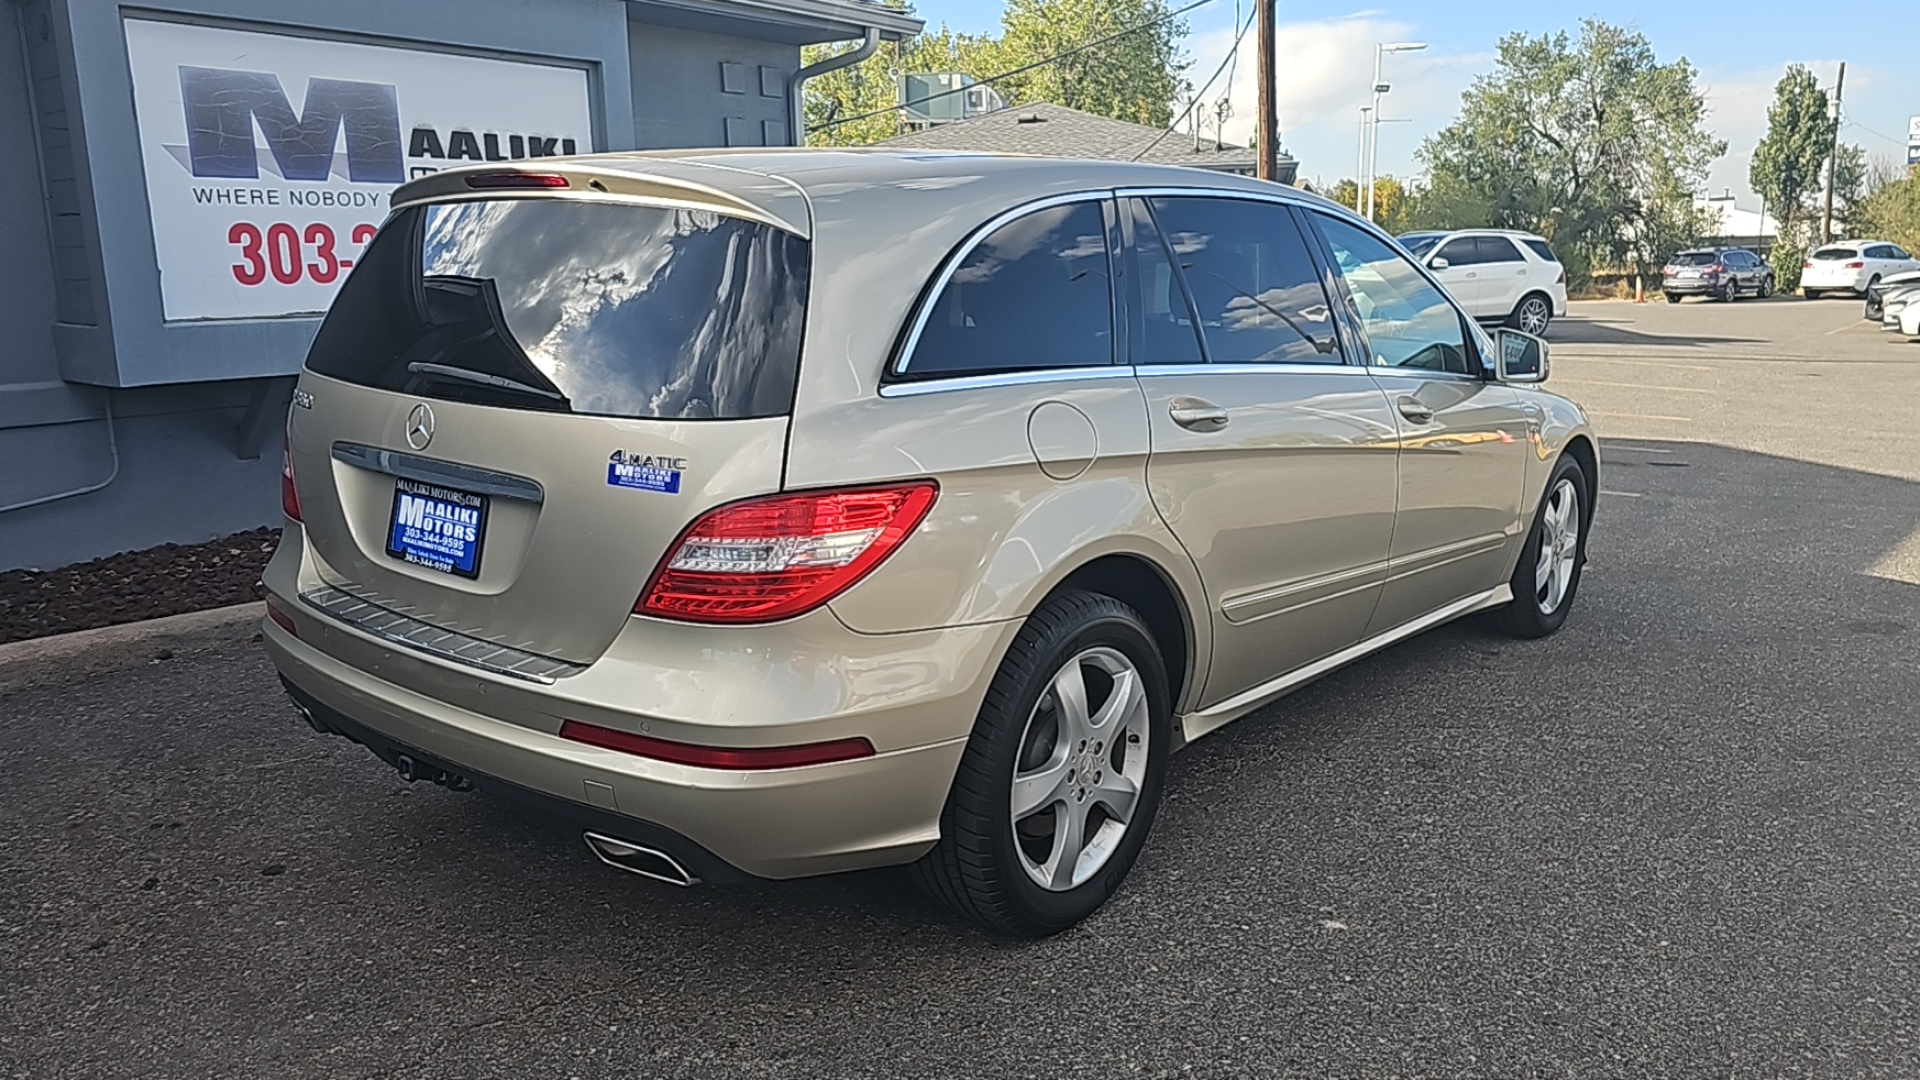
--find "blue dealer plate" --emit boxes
[386,479,489,579]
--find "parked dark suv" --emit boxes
[1662,248,1772,303]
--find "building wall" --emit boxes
[628,22,796,150]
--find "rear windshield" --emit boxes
[1521,238,1556,263]
[1398,233,1444,259]
[1672,252,1719,266]
[1811,247,1858,261]
[305,199,810,420]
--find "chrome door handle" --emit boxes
[1397,398,1435,423]
[1169,398,1230,431]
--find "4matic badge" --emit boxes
[607,450,687,495]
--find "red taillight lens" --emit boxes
[1708,264,1724,275]
[637,482,938,624]
[265,598,298,638]
[559,720,875,770]
[1803,261,1814,269]
[1845,261,1865,269]
[1556,268,1567,285]
[464,172,570,189]
[281,424,302,522]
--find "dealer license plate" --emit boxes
[386,479,489,579]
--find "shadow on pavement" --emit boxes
[2,440,1917,1078]
[1551,309,1767,347]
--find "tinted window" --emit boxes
[1522,238,1557,263]
[1812,247,1858,261]
[903,200,1114,378]
[1150,197,1340,364]
[1399,233,1445,259]
[1122,200,1204,365]
[1435,238,1480,266]
[1866,245,1897,259]
[1477,236,1524,263]
[1312,214,1474,376]
[1892,247,1913,260]
[306,200,809,420]
[1673,251,1719,266]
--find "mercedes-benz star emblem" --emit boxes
[405,403,435,450]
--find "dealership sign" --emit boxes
[124,19,593,321]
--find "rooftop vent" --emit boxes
[1015,112,1046,124]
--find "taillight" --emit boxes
[636,482,938,623]
[1556,268,1567,285]
[1803,262,1813,269]
[1708,264,1724,275]
[281,422,302,523]
[1845,261,1865,269]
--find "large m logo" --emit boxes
[179,66,404,183]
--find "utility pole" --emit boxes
[1255,0,1276,181]
[1822,61,1845,245]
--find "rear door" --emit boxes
[1305,211,1530,634]
[1474,235,1531,318]
[1127,194,1400,704]
[288,195,811,665]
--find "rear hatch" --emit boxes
[287,177,810,665]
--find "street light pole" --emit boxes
[1365,42,1426,220]
[1356,106,1371,212]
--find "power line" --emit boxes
[1131,1,1257,162]
[809,0,1215,135]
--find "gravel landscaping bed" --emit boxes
[0,529,278,645]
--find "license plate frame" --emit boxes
[386,478,490,579]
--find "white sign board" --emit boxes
[1909,115,1920,141]
[124,19,594,321]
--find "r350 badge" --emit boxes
[607,450,687,495]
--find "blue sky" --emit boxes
[908,1,1916,214]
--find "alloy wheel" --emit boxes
[1010,646,1152,892]
[1534,477,1581,615]
[1518,297,1551,334]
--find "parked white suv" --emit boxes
[1397,230,1569,334]
[1800,240,1920,299]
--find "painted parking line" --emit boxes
[1599,489,1644,498]
[1588,411,1694,422]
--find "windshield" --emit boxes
[1811,247,1858,261]
[1398,233,1444,259]
[305,199,811,420]
[1672,252,1719,267]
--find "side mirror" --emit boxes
[1493,328,1548,383]
[1429,256,1450,270]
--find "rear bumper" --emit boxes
[1802,274,1868,294]
[261,531,1013,880]
[1662,278,1722,295]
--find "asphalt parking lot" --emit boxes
[4,296,1918,1079]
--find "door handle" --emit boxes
[1169,398,1230,431]
[1397,398,1435,424]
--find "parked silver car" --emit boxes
[264,151,1598,935]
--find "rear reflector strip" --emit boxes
[558,720,876,770]
[265,600,298,638]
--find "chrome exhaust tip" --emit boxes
[582,832,699,887]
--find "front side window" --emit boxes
[901,200,1114,378]
[1312,213,1474,376]
[305,199,810,420]
[1149,196,1341,364]
[1891,246,1913,260]
[1435,237,1480,266]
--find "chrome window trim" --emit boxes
[1134,362,1372,378]
[878,365,1138,397]
[890,190,1121,379]
[1113,184,1312,208]
[331,442,545,503]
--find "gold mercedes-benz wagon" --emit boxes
[264,150,1596,935]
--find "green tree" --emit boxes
[1749,65,1836,243]
[1416,19,1725,285]
[803,0,1188,146]
[1853,162,1920,253]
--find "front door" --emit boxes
[1305,212,1531,635]
[1120,195,1401,707]
[1429,236,1487,315]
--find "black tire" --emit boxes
[1867,296,1882,320]
[1865,274,1881,300]
[1719,279,1737,302]
[1804,289,1822,300]
[1758,274,1772,299]
[1490,455,1590,640]
[912,590,1171,936]
[1505,293,1553,334]
[1664,292,1682,304]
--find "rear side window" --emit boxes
[1149,196,1341,364]
[1521,238,1557,262]
[900,200,1114,379]
[1812,247,1858,261]
[306,200,810,420]
[1477,236,1524,263]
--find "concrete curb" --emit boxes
[0,602,265,698]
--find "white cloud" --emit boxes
[1181,13,1488,188]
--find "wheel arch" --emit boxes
[1045,553,1198,721]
